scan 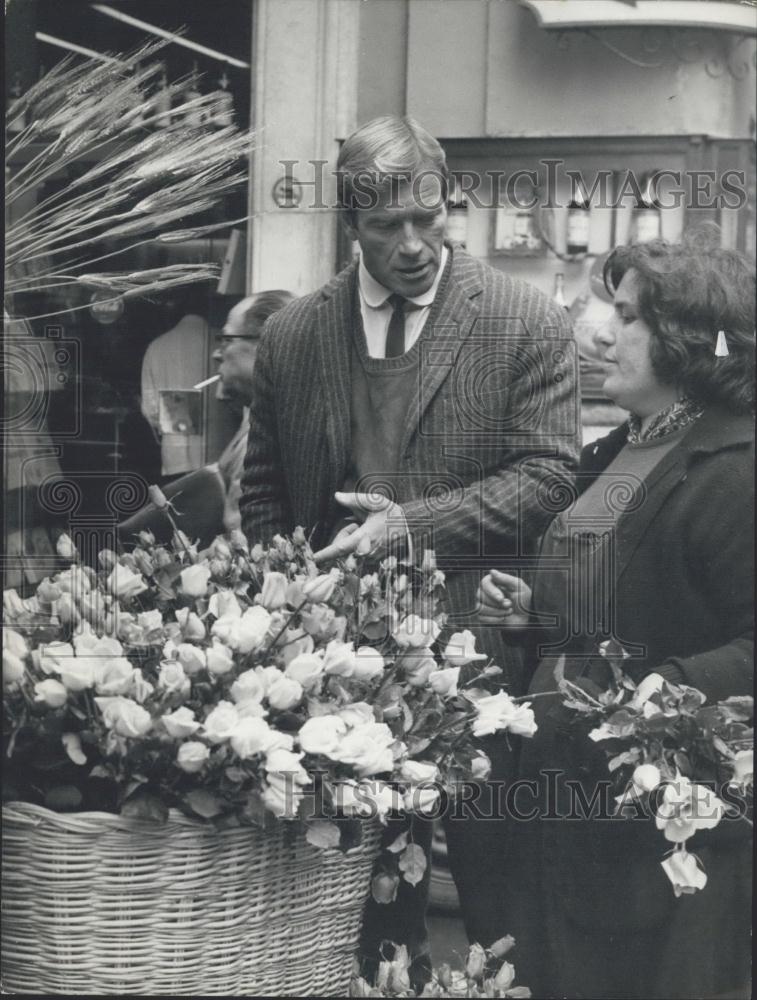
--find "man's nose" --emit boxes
[398,222,423,255]
[212,346,223,362]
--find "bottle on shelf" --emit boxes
[153,66,172,129]
[566,175,591,256]
[631,171,662,243]
[445,175,468,248]
[553,272,569,310]
[180,62,205,127]
[212,72,235,127]
[7,73,26,135]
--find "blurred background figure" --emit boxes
[212,289,295,532]
[140,287,213,483]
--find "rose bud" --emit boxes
[98,549,119,572]
[56,533,77,561]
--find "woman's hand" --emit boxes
[476,570,532,628]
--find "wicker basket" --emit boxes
[2,802,381,996]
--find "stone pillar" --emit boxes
[247,0,360,296]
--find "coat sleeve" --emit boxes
[239,318,292,546]
[399,303,580,558]
[657,446,754,703]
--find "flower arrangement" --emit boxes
[3,511,536,892]
[556,640,753,896]
[350,937,531,998]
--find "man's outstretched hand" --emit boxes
[312,492,408,563]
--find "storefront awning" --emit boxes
[519,1,757,35]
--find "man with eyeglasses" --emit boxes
[213,290,294,530]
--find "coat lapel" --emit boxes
[314,264,356,493]
[400,251,483,455]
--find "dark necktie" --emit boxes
[385,294,409,358]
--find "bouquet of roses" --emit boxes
[3,511,537,892]
[556,640,753,896]
[350,936,530,998]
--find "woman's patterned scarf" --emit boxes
[627,397,704,444]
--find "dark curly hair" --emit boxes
[603,231,755,414]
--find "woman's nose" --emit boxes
[593,320,614,351]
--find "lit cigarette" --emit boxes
[193,374,221,389]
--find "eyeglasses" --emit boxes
[215,334,258,346]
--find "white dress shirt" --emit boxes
[357,246,450,359]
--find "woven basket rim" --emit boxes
[1,800,292,835]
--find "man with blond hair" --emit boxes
[240,115,579,975]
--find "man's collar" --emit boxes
[358,245,450,308]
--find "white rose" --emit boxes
[428,666,460,699]
[56,533,77,561]
[631,672,665,708]
[362,780,403,821]
[265,746,309,782]
[260,571,289,611]
[236,699,269,720]
[261,774,305,819]
[94,658,135,696]
[353,646,385,682]
[203,701,240,743]
[331,722,396,776]
[95,696,152,738]
[56,656,96,692]
[176,643,207,676]
[233,606,272,654]
[403,785,441,815]
[34,678,68,707]
[401,760,439,784]
[4,628,29,660]
[338,701,375,728]
[179,564,211,598]
[206,641,234,676]
[131,672,155,704]
[300,603,336,639]
[162,706,201,738]
[267,676,303,711]
[284,652,325,691]
[322,639,357,678]
[730,749,753,788]
[157,661,191,698]
[302,573,338,604]
[230,717,277,758]
[393,615,441,649]
[175,607,206,640]
[471,690,537,738]
[137,609,163,634]
[3,651,26,685]
[177,740,210,773]
[108,564,147,600]
[230,668,265,705]
[4,589,27,618]
[331,780,375,817]
[55,566,93,595]
[255,665,286,694]
[280,630,314,666]
[403,647,436,687]
[298,715,348,756]
[655,777,724,843]
[443,629,487,667]
[208,590,242,620]
[39,641,75,675]
[53,593,80,626]
[632,763,662,794]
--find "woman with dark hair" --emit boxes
[477,236,754,999]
